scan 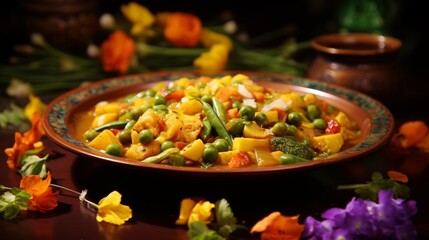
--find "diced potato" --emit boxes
[180,139,205,161]
[254,147,277,166]
[232,138,270,152]
[94,102,120,116]
[218,150,239,165]
[263,110,278,124]
[87,129,123,151]
[271,151,284,162]
[335,111,351,128]
[282,92,306,109]
[179,99,203,115]
[243,121,269,138]
[91,112,118,128]
[313,133,344,153]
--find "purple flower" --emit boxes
[303,190,417,239]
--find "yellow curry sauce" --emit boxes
[74,74,362,168]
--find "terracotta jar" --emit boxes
[307,33,402,105]
[19,0,100,53]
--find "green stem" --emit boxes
[337,183,368,190]
[50,183,99,210]
[136,42,206,57]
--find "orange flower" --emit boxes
[163,12,202,47]
[4,111,45,169]
[387,170,408,183]
[101,30,136,75]
[251,212,304,240]
[20,172,59,213]
[398,121,428,148]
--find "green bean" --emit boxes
[200,117,212,141]
[212,97,227,124]
[278,153,310,165]
[141,147,180,163]
[197,99,233,147]
[94,120,128,132]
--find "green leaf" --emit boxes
[0,103,30,132]
[20,154,48,178]
[211,198,247,238]
[0,188,31,220]
[337,171,411,201]
[215,199,236,226]
[188,221,225,240]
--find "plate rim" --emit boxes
[42,70,395,175]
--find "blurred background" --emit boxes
[0,0,427,109]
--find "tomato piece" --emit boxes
[325,119,341,134]
[160,89,185,101]
[229,151,252,168]
[111,128,121,135]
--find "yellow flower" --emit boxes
[96,191,132,225]
[193,44,230,73]
[194,29,233,73]
[200,28,233,51]
[121,2,155,36]
[188,200,215,226]
[175,198,197,225]
[24,94,46,121]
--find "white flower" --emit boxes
[99,13,116,29]
[6,78,32,98]
[223,20,237,34]
[86,44,100,58]
[79,189,88,202]
[31,33,45,46]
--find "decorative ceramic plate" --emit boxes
[42,71,394,175]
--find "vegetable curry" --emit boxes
[77,74,362,168]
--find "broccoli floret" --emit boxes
[271,136,316,160]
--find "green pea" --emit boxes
[271,122,288,136]
[226,118,245,137]
[239,105,255,121]
[203,145,219,163]
[286,124,297,136]
[168,154,186,166]
[139,129,153,144]
[161,141,176,151]
[83,129,99,142]
[313,118,327,130]
[145,89,156,97]
[118,130,132,144]
[306,104,321,121]
[196,82,206,89]
[125,120,136,130]
[287,112,302,126]
[254,112,267,126]
[212,138,230,152]
[105,144,121,157]
[131,107,144,120]
[118,111,133,121]
[232,101,242,109]
[153,104,168,113]
[154,95,166,105]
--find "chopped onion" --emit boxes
[238,84,254,99]
[261,98,291,112]
[242,98,257,108]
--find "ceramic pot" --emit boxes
[19,0,100,53]
[307,33,402,105]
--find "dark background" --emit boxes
[0,0,427,97]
